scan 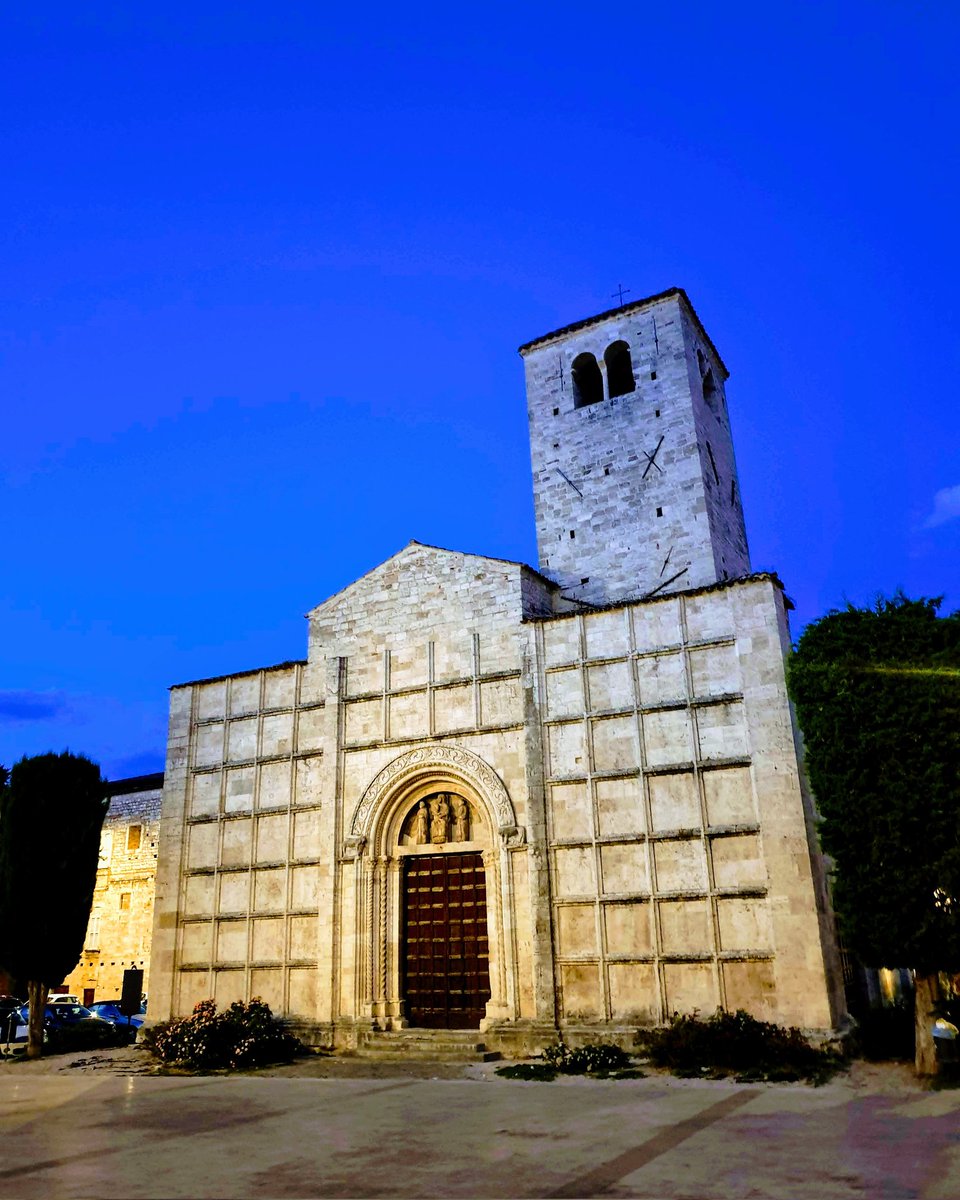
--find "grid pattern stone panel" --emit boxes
[541,594,770,1026]
[169,661,326,1019]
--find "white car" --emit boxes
[47,995,80,1006]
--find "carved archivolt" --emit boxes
[346,745,522,856]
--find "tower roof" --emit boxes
[517,286,728,376]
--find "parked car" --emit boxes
[18,1003,121,1052]
[88,1001,146,1042]
[47,994,80,1006]
[0,994,23,1020]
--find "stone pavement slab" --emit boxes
[0,1062,958,1198]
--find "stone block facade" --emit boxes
[149,547,843,1047]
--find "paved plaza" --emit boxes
[1,1054,958,1198]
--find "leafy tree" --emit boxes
[786,594,960,1073]
[0,752,107,1057]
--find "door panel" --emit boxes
[402,852,490,1029]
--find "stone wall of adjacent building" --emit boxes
[64,776,163,1004]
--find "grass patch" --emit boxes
[495,1062,559,1081]
[542,1041,633,1075]
[496,1041,637,1082]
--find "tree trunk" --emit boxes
[914,971,941,1076]
[26,980,48,1060]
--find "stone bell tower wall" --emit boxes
[521,289,750,607]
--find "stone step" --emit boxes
[359,1039,487,1051]
[357,1047,502,1062]
[356,1031,501,1062]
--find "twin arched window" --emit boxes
[572,353,604,408]
[605,341,635,398]
[572,340,636,409]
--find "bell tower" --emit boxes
[519,287,750,607]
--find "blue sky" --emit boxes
[2,3,957,779]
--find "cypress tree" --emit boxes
[0,752,107,1057]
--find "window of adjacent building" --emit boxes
[86,909,101,949]
[119,892,131,912]
[604,340,635,398]
[572,352,603,408]
[127,824,142,852]
[98,830,112,868]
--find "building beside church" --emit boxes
[64,773,163,1005]
[148,288,845,1052]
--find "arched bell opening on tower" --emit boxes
[604,340,635,398]
[572,352,604,408]
[702,368,719,411]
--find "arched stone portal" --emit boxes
[343,747,524,1032]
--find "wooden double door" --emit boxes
[401,852,491,1029]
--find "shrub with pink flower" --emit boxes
[144,998,302,1069]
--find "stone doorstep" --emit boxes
[357,1030,502,1062]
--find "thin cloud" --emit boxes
[0,690,69,721]
[924,484,960,529]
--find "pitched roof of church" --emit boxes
[306,539,558,617]
[524,570,792,622]
[517,286,728,375]
[407,540,558,586]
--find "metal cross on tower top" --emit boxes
[611,283,631,307]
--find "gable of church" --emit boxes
[307,541,558,659]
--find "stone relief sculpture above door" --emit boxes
[402,791,471,847]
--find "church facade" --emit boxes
[149,288,845,1051]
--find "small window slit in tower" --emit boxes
[650,371,657,380]
[730,480,737,504]
[552,407,559,416]
[569,530,576,539]
[707,442,720,485]
[656,507,663,518]
[654,409,660,418]
[580,577,589,585]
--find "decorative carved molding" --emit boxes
[341,835,366,861]
[500,826,526,849]
[350,745,520,847]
